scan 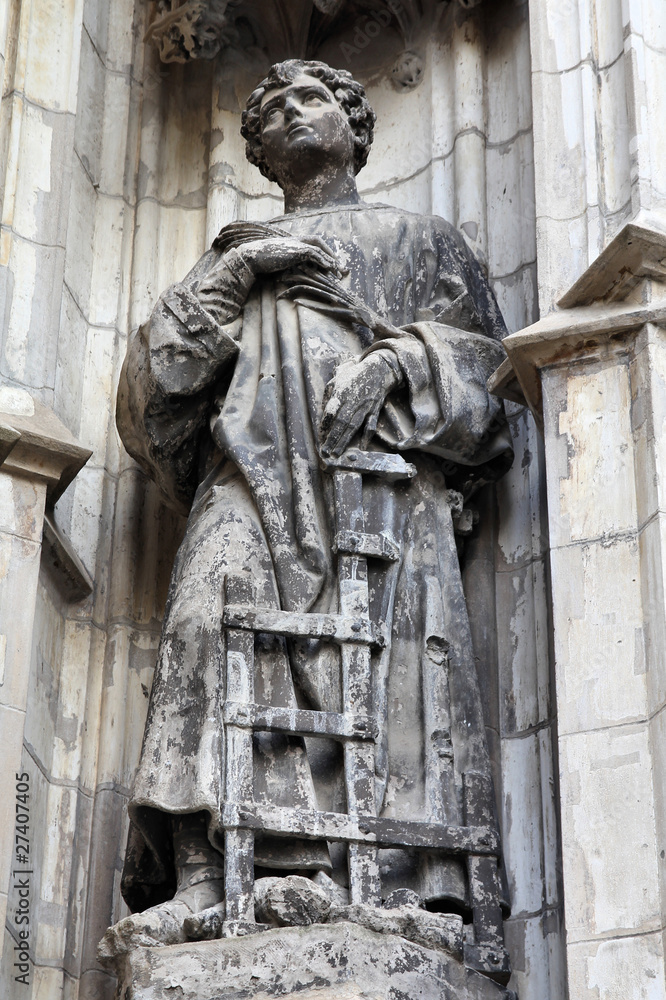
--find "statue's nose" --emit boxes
[283,95,303,121]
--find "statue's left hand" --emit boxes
[320,353,401,457]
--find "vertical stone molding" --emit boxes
[0,390,90,937]
[528,0,666,312]
[492,216,666,999]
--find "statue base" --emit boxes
[110,923,516,1000]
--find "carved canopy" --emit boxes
[145,0,485,65]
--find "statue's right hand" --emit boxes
[239,236,344,278]
[196,236,344,327]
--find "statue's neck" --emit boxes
[282,169,360,214]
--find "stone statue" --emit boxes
[104,58,514,982]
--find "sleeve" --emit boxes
[116,248,248,513]
[367,323,512,466]
[366,218,513,491]
[412,216,508,341]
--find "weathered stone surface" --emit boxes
[328,901,463,959]
[112,924,516,1000]
[254,876,331,927]
[383,887,423,909]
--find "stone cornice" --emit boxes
[558,218,666,309]
[0,391,92,505]
[489,217,666,430]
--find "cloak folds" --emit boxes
[116,204,513,914]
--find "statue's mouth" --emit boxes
[287,122,311,136]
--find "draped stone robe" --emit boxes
[116,203,513,914]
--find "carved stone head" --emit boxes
[241,59,376,186]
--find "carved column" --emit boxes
[492,217,666,999]
[0,389,90,935]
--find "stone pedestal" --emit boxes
[112,924,516,1000]
[491,215,666,999]
[0,389,90,935]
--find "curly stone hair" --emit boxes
[241,59,376,184]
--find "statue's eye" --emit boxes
[264,107,282,123]
[303,92,324,105]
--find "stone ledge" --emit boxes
[0,392,92,504]
[111,923,516,1000]
[489,216,666,428]
[559,216,666,308]
[490,300,666,427]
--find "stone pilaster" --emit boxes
[491,216,666,999]
[0,388,90,937]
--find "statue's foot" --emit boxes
[97,866,225,961]
[254,874,332,927]
[183,900,226,940]
[97,898,192,961]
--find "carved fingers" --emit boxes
[240,236,344,278]
[320,353,400,456]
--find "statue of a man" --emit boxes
[109,59,513,953]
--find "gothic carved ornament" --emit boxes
[145,0,485,68]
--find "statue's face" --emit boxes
[259,71,355,180]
